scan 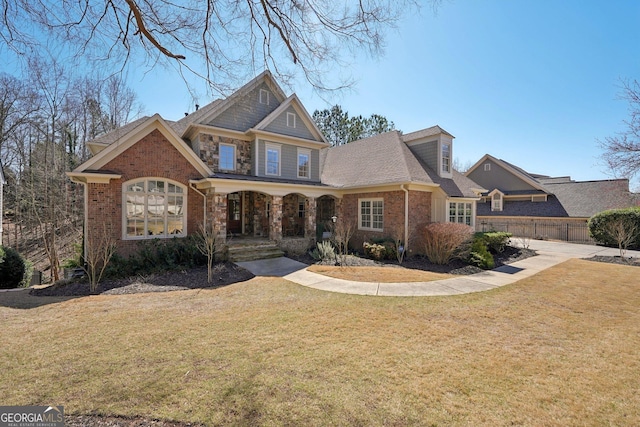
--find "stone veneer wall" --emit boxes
[197,132,252,174]
[88,129,205,258]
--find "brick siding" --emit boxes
[340,190,431,253]
[87,129,205,257]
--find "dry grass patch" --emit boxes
[1,259,639,426]
[307,265,454,282]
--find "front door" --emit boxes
[227,193,242,235]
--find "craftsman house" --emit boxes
[466,154,639,241]
[68,72,483,260]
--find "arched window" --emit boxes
[491,191,503,212]
[123,178,186,239]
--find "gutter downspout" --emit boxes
[189,181,207,227]
[400,184,409,253]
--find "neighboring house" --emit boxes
[0,160,5,246]
[68,72,483,259]
[466,154,639,241]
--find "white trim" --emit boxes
[484,163,491,171]
[358,197,384,232]
[122,178,187,240]
[219,142,236,171]
[446,199,475,227]
[265,143,281,176]
[297,147,311,179]
[287,112,296,128]
[259,88,270,105]
[441,142,452,176]
[489,189,504,212]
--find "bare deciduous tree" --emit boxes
[195,222,222,283]
[83,224,117,292]
[0,0,432,95]
[328,218,356,266]
[604,217,638,258]
[599,79,640,188]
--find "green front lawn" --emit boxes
[1,259,639,426]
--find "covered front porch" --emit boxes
[191,177,341,257]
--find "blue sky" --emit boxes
[4,1,635,185]
[136,0,639,185]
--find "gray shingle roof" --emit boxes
[321,130,479,197]
[402,125,453,141]
[88,116,151,147]
[544,179,637,217]
[478,179,638,218]
[168,99,223,136]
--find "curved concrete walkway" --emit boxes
[239,240,640,297]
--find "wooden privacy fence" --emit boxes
[476,219,594,243]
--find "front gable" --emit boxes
[466,154,547,194]
[254,95,327,143]
[68,114,211,183]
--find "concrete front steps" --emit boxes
[227,239,284,262]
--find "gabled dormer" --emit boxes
[402,126,454,179]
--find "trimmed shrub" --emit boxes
[588,207,640,250]
[468,237,495,270]
[423,222,474,265]
[105,237,207,279]
[477,231,512,253]
[0,246,27,289]
[363,238,396,260]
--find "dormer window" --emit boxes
[490,190,503,212]
[442,143,451,173]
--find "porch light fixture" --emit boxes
[331,215,337,223]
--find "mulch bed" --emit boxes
[584,255,640,267]
[30,262,254,297]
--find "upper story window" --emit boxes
[442,143,451,173]
[266,143,281,176]
[259,89,270,105]
[449,201,473,226]
[124,178,186,239]
[219,143,236,171]
[297,148,310,179]
[287,112,297,128]
[359,198,383,231]
[484,163,491,171]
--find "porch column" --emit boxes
[305,196,317,239]
[269,195,283,242]
[211,191,227,242]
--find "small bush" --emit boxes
[477,232,512,253]
[588,207,640,250]
[105,237,207,279]
[0,246,27,289]
[363,239,396,260]
[311,241,336,263]
[423,222,474,265]
[467,238,495,269]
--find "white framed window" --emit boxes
[448,201,473,226]
[219,143,236,171]
[259,89,270,105]
[442,143,451,173]
[297,148,310,179]
[287,112,297,128]
[484,163,491,171]
[359,198,384,231]
[123,178,186,239]
[265,143,281,176]
[492,192,503,211]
